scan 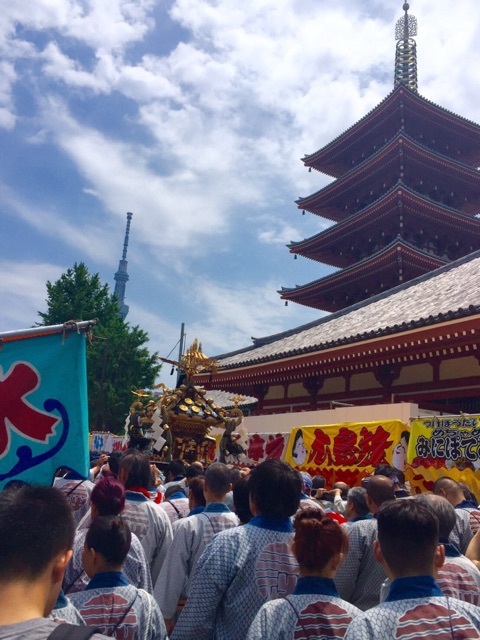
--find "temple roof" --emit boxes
[302,87,480,178]
[208,250,480,369]
[279,238,446,311]
[297,132,480,220]
[290,184,480,267]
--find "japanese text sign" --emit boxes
[284,420,409,486]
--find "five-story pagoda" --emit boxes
[280,3,480,313]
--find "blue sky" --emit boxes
[1,0,480,386]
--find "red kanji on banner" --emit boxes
[307,429,333,466]
[0,362,59,457]
[265,434,285,460]
[356,426,392,467]
[248,434,266,462]
[333,427,360,467]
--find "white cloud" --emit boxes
[0,260,64,332]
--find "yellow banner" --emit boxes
[284,420,409,487]
[407,416,480,495]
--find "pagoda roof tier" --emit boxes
[289,185,480,268]
[302,87,480,178]
[297,133,480,221]
[279,239,446,312]
[194,250,480,374]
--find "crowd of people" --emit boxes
[2,451,480,639]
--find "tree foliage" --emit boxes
[38,263,161,432]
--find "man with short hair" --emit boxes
[171,460,301,640]
[163,459,187,492]
[345,487,370,524]
[345,499,480,639]
[417,493,480,605]
[335,475,395,610]
[155,462,238,633]
[0,484,108,639]
[433,476,480,550]
[119,449,173,583]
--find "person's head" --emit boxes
[228,466,242,488]
[166,459,186,481]
[293,508,348,577]
[191,460,204,473]
[90,476,125,517]
[312,475,326,491]
[333,482,349,499]
[119,449,151,490]
[374,464,405,487]
[233,476,253,524]
[365,475,395,514]
[188,477,206,510]
[345,486,369,520]
[416,494,456,541]
[185,465,203,484]
[291,430,306,466]
[433,477,466,507]
[107,451,124,477]
[374,499,444,580]
[459,482,478,506]
[249,460,301,519]
[83,516,131,578]
[0,485,75,615]
[300,472,313,495]
[204,462,231,501]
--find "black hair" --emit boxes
[228,467,242,487]
[188,477,206,507]
[185,465,204,480]
[312,475,326,490]
[374,464,405,485]
[167,459,186,479]
[108,451,124,476]
[120,449,151,489]
[291,430,304,459]
[85,515,131,565]
[249,460,301,519]
[233,476,253,524]
[0,485,75,580]
[205,462,231,496]
[377,499,439,575]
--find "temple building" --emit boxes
[279,3,480,313]
[195,4,480,416]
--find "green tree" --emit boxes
[38,262,160,432]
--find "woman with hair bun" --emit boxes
[247,508,361,639]
[63,476,152,595]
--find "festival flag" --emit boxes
[0,323,92,489]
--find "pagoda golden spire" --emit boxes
[394,2,418,93]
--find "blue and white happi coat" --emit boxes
[246,576,361,640]
[344,575,480,640]
[69,572,166,640]
[171,515,299,640]
[63,528,152,595]
[155,503,239,619]
[122,491,173,584]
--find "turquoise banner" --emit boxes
[0,331,89,488]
